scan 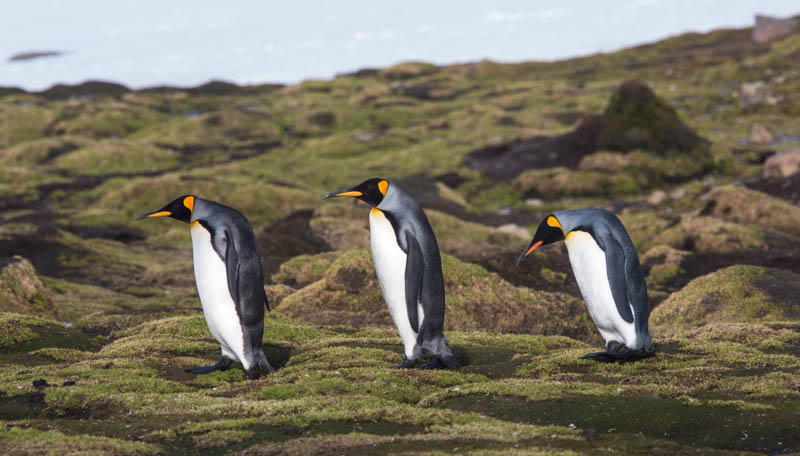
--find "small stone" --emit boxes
[763,149,800,178]
[352,131,380,144]
[524,198,543,207]
[497,224,531,239]
[647,190,667,205]
[569,423,576,429]
[749,124,773,145]
[62,380,76,387]
[670,187,687,200]
[497,206,513,216]
[32,379,50,390]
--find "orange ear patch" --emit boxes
[546,216,563,232]
[184,196,195,212]
[378,180,388,196]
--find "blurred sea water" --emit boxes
[1,0,798,90]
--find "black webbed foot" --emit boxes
[186,356,234,374]
[245,356,276,380]
[581,341,656,363]
[390,355,417,369]
[420,359,444,370]
[421,356,460,370]
[581,351,618,363]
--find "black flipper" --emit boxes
[223,228,240,307]
[186,356,234,374]
[598,235,634,323]
[403,231,424,333]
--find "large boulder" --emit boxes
[752,14,797,43]
[0,256,55,318]
[651,265,800,330]
[763,149,800,178]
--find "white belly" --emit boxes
[369,209,423,359]
[190,222,248,367]
[565,231,637,348]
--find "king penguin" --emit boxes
[136,195,276,379]
[324,178,459,369]
[516,208,655,362]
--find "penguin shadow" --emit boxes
[262,344,293,371]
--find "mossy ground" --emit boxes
[2,20,800,455]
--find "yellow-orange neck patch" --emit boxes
[378,180,388,196]
[546,216,563,232]
[184,196,195,212]
[371,207,383,216]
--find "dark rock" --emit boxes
[38,80,130,100]
[32,379,50,390]
[597,81,709,155]
[62,380,76,387]
[0,86,27,98]
[27,392,45,403]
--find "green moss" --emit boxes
[271,252,340,287]
[0,424,161,455]
[652,265,800,330]
[0,312,89,352]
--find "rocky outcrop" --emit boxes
[752,14,797,44]
[466,80,712,184]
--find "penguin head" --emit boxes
[135,195,195,223]
[516,214,565,265]
[323,178,389,207]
